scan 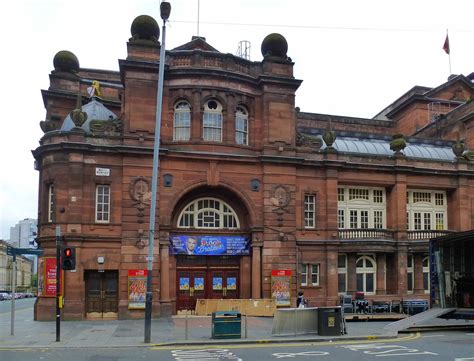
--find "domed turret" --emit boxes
[130,15,160,43]
[261,33,288,59]
[53,50,79,73]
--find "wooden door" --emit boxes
[177,270,206,311]
[209,270,239,299]
[85,271,118,317]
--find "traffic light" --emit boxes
[62,247,76,270]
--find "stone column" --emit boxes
[191,89,202,141]
[326,246,339,305]
[396,245,408,296]
[347,253,357,295]
[251,237,263,299]
[376,253,387,295]
[413,253,424,294]
[160,239,172,316]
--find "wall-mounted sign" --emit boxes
[170,235,250,256]
[271,269,292,307]
[128,269,147,309]
[95,167,110,176]
[41,257,63,297]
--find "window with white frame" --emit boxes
[95,185,110,223]
[304,194,316,229]
[338,254,347,293]
[407,254,414,293]
[177,198,239,229]
[422,256,430,293]
[235,106,248,145]
[407,190,447,230]
[356,255,376,294]
[338,187,386,229]
[173,101,191,141]
[47,184,55,223]
[203,100,223,142]
[300,263,319,286]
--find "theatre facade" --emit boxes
[33,15,474,320]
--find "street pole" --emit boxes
[10,254,16,336]
[55,226,61,342]
[144,1,171,344]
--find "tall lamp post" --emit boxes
[144,0,171,344]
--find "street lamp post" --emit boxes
[144,0,171,344]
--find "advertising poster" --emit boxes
[213,277,223,290]
[42,257,63,297]
[128,269,147,309]
[271,270,292,307]
[194,277,204,291]
[170,235,250,256]
[179,277,190,290]
[227,277,237,290]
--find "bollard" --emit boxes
[185,310,188,340]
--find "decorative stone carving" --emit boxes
[390,134,406,155]
[130,177,152,223]
[452,140,465,158]
[270,184,291,227]
[90,118,122,136]
[296,132,323,149]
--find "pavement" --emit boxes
[1,305,473,349]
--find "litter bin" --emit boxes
[318,306,342,336]
[211,311,241,339]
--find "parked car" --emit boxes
[0,292,12,300]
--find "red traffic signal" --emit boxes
[61,247,76,270]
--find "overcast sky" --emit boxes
[0,0,473,240]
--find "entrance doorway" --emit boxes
[176,257,240,311]
[85,270,118,318]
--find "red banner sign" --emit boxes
[271,269,292,277]
[43,257,63,297]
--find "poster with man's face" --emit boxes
[170,235,250,256]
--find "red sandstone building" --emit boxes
[33,15,474,320]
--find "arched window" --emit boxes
[203,100,223,142]
[356,255,376,294]
[173,101,191,141]
[422,256,430,293]
[178,198,239,229]
[235,106,248,145]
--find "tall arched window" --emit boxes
[356,255,376,294]
[173,101,191,141]
[178,198,239,229]
[203,100,223,142]
[235,106,248,145]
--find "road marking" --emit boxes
[273,351,329,358]
[150,333,420,350]
[455,359,474,361]
[171,348,242,360]
[340,343,437,357]
[421,334,444,338]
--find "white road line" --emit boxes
[422,334,444,338]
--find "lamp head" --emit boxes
[160,1,171,21]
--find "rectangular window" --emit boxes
[360,210,369,229]
[349,188,369,201]
[413,192,431,203]
[435,213,445,230]
[96,185,110,223]
[310,264,319,285]
[47,184,55,223]
[337,209,345,229]
[173,111,191,140]
[300,264,308,286]
[304,194,316,229]
[337,188,345,202]
[423,213,431,230]
[407,255,414,293]
[373,189,383,203]
[435,193,444,206]
[203,112,222,141]
[414,212,422,230]
[338,254,347,293]
[373,210,383,229]
[235,115,248,145]
[350,210,358,228]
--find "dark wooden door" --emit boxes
[177,270,206,311]
[85,271,118,317]
[209,270,239,299]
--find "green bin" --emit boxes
[211,311,241,339]
[317,306,342,336]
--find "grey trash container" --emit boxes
[318,306,342,336]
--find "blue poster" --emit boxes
[170,235,250,256]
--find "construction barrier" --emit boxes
[195,299,276,316]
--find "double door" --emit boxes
[176,269,239,311]
[85,270,118,318]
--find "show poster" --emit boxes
[42,257,64,297]
[128,269,147,309]
[271,269,292,307]
[170,235,250,256]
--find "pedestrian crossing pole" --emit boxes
[56,226,61,342]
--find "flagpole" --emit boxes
[447,31,452,75]
[445,29,451,75]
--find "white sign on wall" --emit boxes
[95,167,110,176]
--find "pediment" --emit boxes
[172,36,220,53]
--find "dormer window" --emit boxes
[203,100,222,142]
[235,106,248,145]
[173,101,191,141]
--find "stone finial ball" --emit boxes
[261,33,288,58]
[131,15,160,40]
[53,50,79,73]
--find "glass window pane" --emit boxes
[338,273,346,293]
[356,274,363,292]
[366,273,374,292]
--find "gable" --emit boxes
[172,36,220,53]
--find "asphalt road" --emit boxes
[1,331,472,361]
[0,297,36,314]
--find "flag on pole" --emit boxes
[443,34,450,54]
